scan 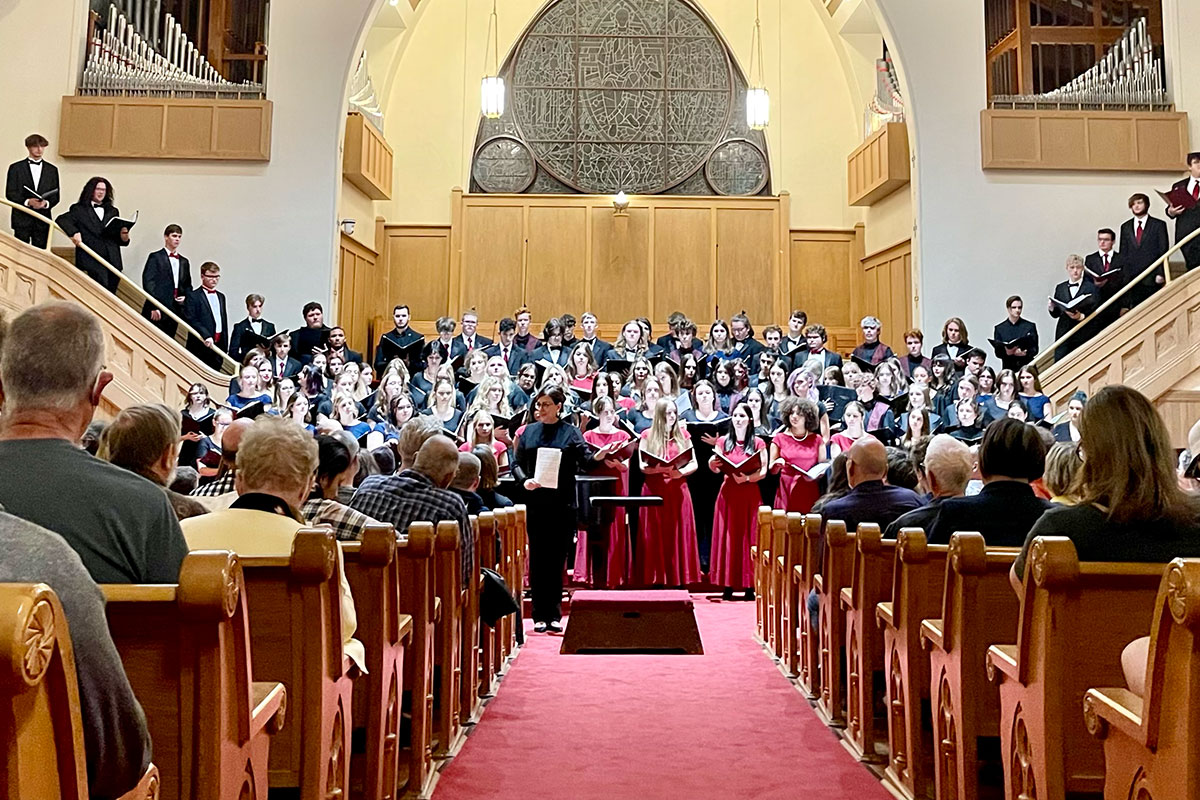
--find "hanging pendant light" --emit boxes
[481,0,505,119]
[746,0,769,130]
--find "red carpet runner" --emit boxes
[434,596,893,799]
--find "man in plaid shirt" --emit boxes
[351,435,474,582]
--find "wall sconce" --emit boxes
[340,219,356,235]
[612,191,630,216]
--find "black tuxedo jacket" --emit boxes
[1119,216,1170,275]
[453,333,492,355]
[1084,250,1125,287]
[184,288,230,350]
[803,348,843,370]
[1168,178,1200,265]
[229,318,277,360]
[1049,278,1100,342]
[328,346,363,365]
[578,337,614,366]
[529,344,571,368]
[6,159,59,231]
[141,249,192,315]
[56,201,129,291]
[484,341,530,375]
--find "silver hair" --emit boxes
[397,416,444,468]
[860,316,882,329]
[922,434,974,495]
[414,435,461,485]
[0,302,105,411]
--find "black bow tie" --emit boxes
[92,203,102,208]
[27,159,41,165]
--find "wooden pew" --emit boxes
[241,529,354,798]
[432,520,464,757]
[1084,558,1200,800]
[768,510,789,660]
[986,537,1163,799]
[794,513,823,698]
[392,522,437,798]
[343,524,416,800]
[0,582,161,800]
[876,528,949,800]
[513,504,528,643]
[920,533,1019,800]
[751,506,771,644]
[839,523,894,763]
[460,513,485,724]
[476,511,500,697]
[814,519,853,727]
[780,512,806,677]
[103,551,287,800]
[495,508,516,669]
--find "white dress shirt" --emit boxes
[28,160,42,190]
[204,289,223,333]
[167,251,181,288]
[93,203,105,221]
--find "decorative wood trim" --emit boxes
[343,112,394,201]
[847,123,910,207]
[981,109,1189,171]
[59,96,272,160]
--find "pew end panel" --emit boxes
[985,536,1165,800]
[393,522,437,799]
[433,519,464,757]
[241,529,354,799]
[476,512,500,698]
[816,519,854,728]
[781,512,806,677]
[1083,558,1200,800]
[461,513,486,724]
[839,523,894,763]
[752,506,772,644]
[795,513,823,699]
[769,510,789,659]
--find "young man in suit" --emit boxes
[1165,152,1200,271]
[229,293,276,361]
[991,295,1039,372]
[5,133,59,248]
[184,262,229,354]
[267,332,301,381]
[1048,254,1101,362]
[1119,192,1170,308]
[291,302,332,363]
[140,223,192,337]
[56,176,129,293]
[577,312,614,365]
[513,307,538,352]
[373,304,424,374]
[1084,227,1127,328]
[453,309,492,354]
[801,324,842,371]
[485,317,529,375]
[654,311,686,351]
[529,318,571,368]
[326,326,363,364]
[730,311,764,362]
[851,315,895,367]
[779,309,809,359]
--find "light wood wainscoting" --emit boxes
[336,229,381,353]
[980,109,1188,171]
[59,96,272,160]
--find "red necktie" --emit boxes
[1104,254,1110,271]
[1193,183,1199,201]
[1136,221,1144,244]
[503,347,509,363]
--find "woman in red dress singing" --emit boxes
[637,398,702,586]
[709,402,768,600]
[769,396,826,513]
[581,397,634,587]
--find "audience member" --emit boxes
[6,133,59,248]
[0,508,151,797]
[1042,441,1080,504]
[473,444,513,510]
[351,434,475,583]
[170,465,200,495]
[885,445,919,491]
[98,403,209,521]
[393,415,444,471]
[0,302,187,583]
[189,417,254,506]
[928,418,1049,546]
[304,434,381,541]
[885,435,975,537]
[819,437,923,536]
[450,451,487,514]
[81,419,107,455]
[181,417,365,669]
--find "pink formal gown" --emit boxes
[709,439,762,590]
[772,431,823,513]
[637,432,702,586]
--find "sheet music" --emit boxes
[534,447,561,490]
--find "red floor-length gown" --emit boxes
[637,432,702,586]
[709,439,762,590]
[772,430,823,513]
[580,428,633,587]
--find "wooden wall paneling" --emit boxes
[789,229,856,352]
[716,207,777,325]
[980,109,1189,171]
[460,204,525,321]
[525,205,588,324]
[1155,390,1200,449]
[847,123,911,206]
[589,207,650,324]
[860,240,914,347]
[343,112,394,200]
[651,206,715,324]
[337,233,377,352]
[383,226,451,327]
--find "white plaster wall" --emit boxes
[0,0,381,328]
[871,0,1200,350]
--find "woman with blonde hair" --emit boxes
[459,408,508,469]
[637,398,701,586]
[1041,441,1080,504]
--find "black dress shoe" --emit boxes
[721,588,735,601]
[547,620,563,633]
[533,621,548,633]
[743,589,756,601]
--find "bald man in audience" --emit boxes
[0,508,152,798]
[885,435,975,538]
[0,301,188,584]
[98,403,209,521]
[352,435,475,582]
[394,415,444,471]
[809,436,922,628]
[190,416,255,508]
[449,450,486,515]
[181,417,366,671]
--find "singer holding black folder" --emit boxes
[1164,152,1200,271]
[56,176,131,293]
[991,295,1039,372]
[6,133,59,248]
[708,402,767,600]
[1048,254,1101,361]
